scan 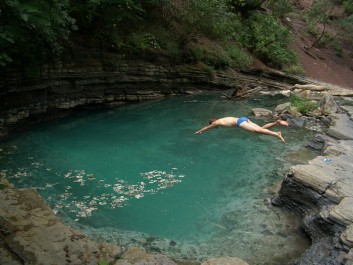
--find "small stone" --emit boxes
[275,102,291,113]
[252,108,273,118]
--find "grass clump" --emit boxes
[290,94,318,115]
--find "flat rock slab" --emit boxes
[329,197,353,226]
[113,247,177,265]
[289,139,353,211]
[341,105,353,118]
[252,108,273,118]
[201,257,249,265]
[327,114,353,140]
[0,188,121,265]
[289,164,338,194]
[341,224,353,248]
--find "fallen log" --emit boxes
[293,84,328,91]
[223,86,262,100]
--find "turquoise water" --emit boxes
[1,92,313,264]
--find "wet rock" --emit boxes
[114,247,176,265]
[319,93,339,115]
[306,134,332,152]
[201,257,249,265]
[327,113,353,140]
[341,105,353,119]
[252,108,273,118]
[275,102,291,113]
[303,117,328,132]
[286,116,305,128]
[288,106,302,117]
[292,237,335,265]
[341,224,353,248]
[299,90,312,100]
[278,138,353,265]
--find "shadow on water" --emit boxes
[1,92,314,264]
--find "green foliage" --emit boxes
[303,0,333,25]
[227,0,266,16]
[84,0,145,30]
[0,0,75,66]
[226,46,252,70]
[338,14,353,45]
[0,0,75,68]
[266,0,293,18]
[0,0,307,75]
[283,62,304,75]
[127,32,160,50]
[187,45,231,69]
[290,94,318,115]
[176,0,235,43]
[341,0,353,14]
[243,12,298,68]
[98,261,109,265]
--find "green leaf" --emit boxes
[20,13,29,22]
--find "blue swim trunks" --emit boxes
[237,116,249,126]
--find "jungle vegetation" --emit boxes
[1,0,352,75]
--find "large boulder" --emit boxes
[275,102,291,113]
[319,93,339,115]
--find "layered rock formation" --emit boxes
[276,109,353,265]
[1,54,315,139]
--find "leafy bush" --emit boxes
[127,33,160,50]
[290,94,318,115]
[342,0,353,14]
[245,12,298,69]
[0,0,75,68]
[226,46,252,70]
[266,0,293,18]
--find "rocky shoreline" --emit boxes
[274,103,353,265]
[1,59,353,264]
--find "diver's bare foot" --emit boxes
[278,120,289,126]
[278,132,285,143]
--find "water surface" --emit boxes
[1,92,313,264]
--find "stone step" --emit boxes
[327,114,353,140]
[329,197,353,226]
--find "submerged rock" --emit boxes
[275,102,291,113]
[252,108,273,118]
[306,134,331,152]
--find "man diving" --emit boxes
[194,116,288,143]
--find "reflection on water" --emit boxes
[1,92,314,264]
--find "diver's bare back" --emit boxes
[216,117,238,127]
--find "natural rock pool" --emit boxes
[1,92,315,264]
